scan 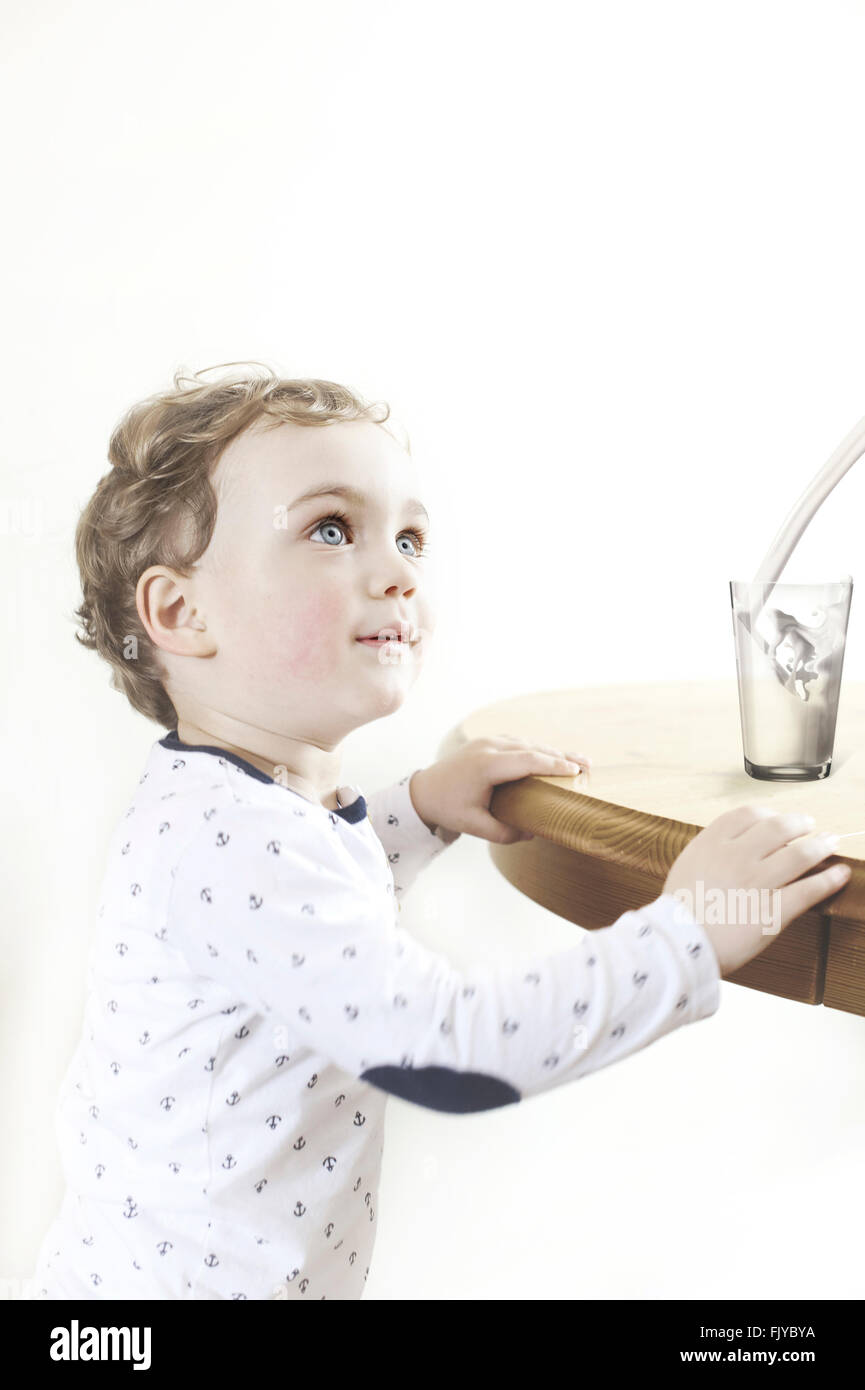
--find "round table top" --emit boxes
[439,678,865,856]
[437,680,865,1014]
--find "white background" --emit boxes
[2,0,865,1299]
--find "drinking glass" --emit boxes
[729,576,853,781]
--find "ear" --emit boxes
[136,566,217,657]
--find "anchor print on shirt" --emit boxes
[122,1197,139,1219]
[49,747,493,1297]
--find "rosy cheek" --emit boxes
[271,592,347,681]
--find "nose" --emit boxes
[369,546,419,601]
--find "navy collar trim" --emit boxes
[158,729,368,824]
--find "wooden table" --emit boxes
[436,680,865,1017]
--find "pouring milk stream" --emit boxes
[736,413,864,702]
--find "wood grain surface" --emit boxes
[436,680,865,1016]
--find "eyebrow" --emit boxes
[287,483,430,526]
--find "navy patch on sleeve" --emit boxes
[359,1064,521,1113]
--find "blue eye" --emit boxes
[309,510,429,557]
[311,516,350,547]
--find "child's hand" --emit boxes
[663,805,852,975]
[409,735,591,844]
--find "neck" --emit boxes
[174,713,343,810]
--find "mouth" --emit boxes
[356,626,419,646]
[356,633,417,647]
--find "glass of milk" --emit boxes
[729,576,853,780]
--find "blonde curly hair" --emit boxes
[73,361,401,729]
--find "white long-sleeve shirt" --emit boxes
[33,729,721,1301]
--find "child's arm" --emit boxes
[167,803,720,1115]
[364,773,461,902]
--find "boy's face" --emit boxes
[154,417,436,748]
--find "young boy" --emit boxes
[33,365,849,1300]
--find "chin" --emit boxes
[368,670,416,718]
